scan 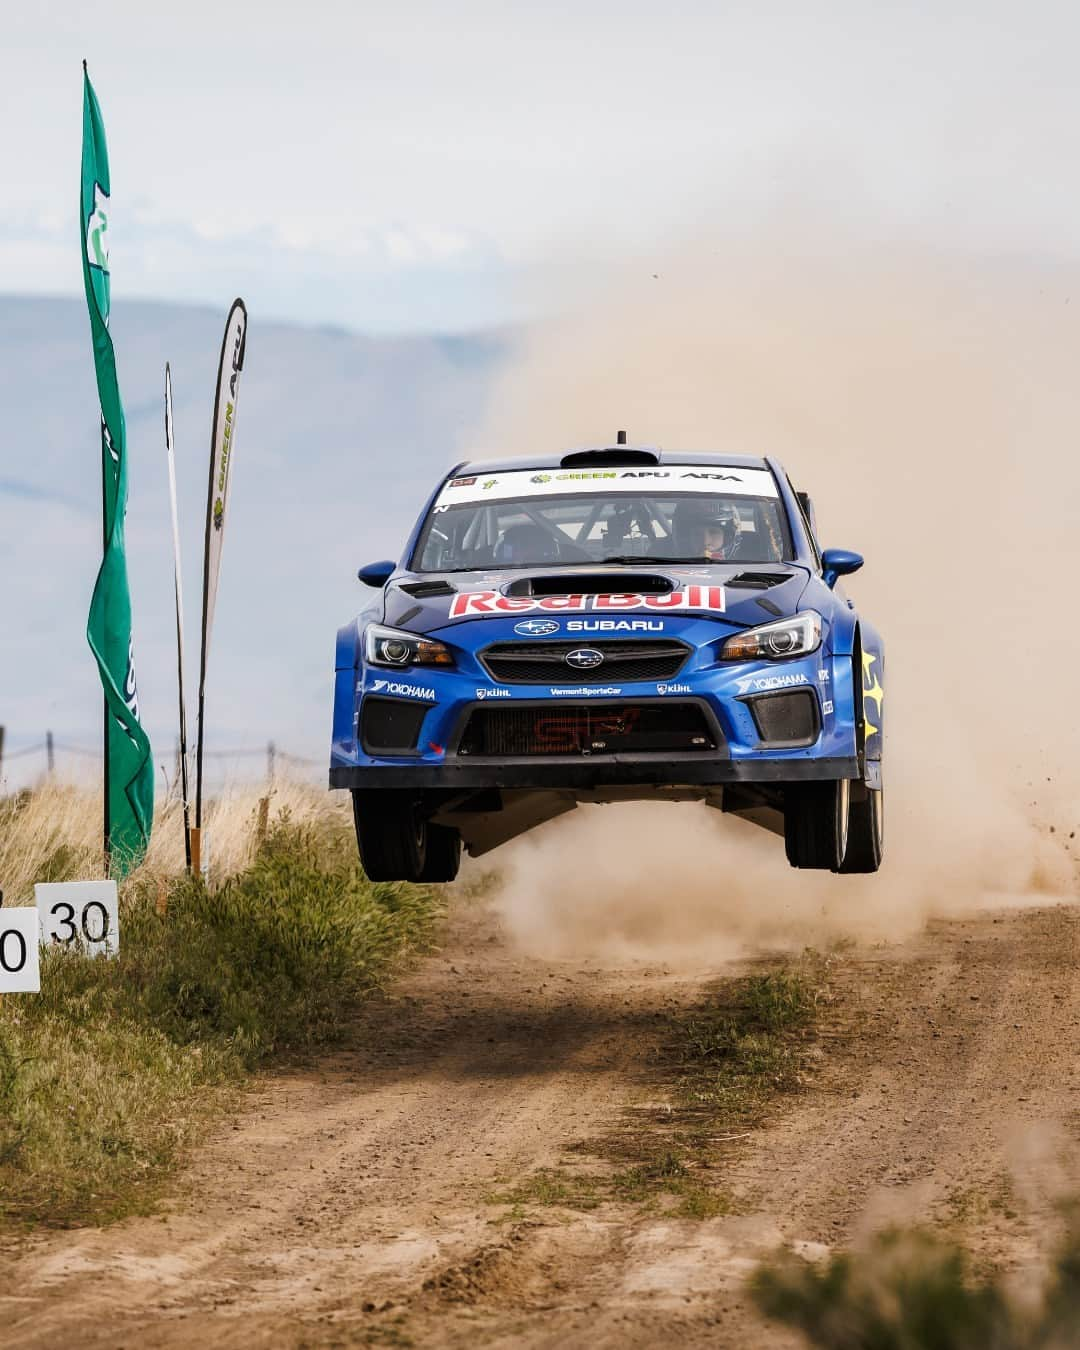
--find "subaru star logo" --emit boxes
[514,619,560,636]
[565,648,604,669]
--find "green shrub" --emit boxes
[751,1213,1080,1349]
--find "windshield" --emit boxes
[413,465,791,572]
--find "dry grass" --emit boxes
[0,777,340,903]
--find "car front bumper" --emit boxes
[331,640,862,792]
[329,752,859,792]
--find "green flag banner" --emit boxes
[80,64,153,874]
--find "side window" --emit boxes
[787,476,822,566]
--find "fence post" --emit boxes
[46,730,54,776]
[267,740,276,782]
[256,795,270,848]
[0,726,5,780]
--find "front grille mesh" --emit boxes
[458,702,715,756]
[481,640,689,685]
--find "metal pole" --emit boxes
[46,730,55,776]
[165,365,192,871]
[267,740,275,782]
[102,437,111,874]
[0,726,5,780]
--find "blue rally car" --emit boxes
[330,440,884,882]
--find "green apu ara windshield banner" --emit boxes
[80,64,153,874]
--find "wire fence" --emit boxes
[0,728,324,794]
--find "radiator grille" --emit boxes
[458,702,715,756]
[481,640,689,685]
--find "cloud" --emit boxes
[0,210,518,334]
[0,477,86,510]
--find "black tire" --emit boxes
[352,792,426,882]
[418,823,462,883]
[838,785,884,873]
[784,778,850,871]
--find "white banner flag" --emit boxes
[195,298,247,832]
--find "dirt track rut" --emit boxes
[3,897,1079,1348]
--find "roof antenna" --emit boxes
[616,429,627,445]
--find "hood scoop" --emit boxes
[724,570,791,590]
[398,579,457,598]
[505,572,674,598]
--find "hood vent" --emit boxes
[725,570,791,590]
[505,572,674,598]
[398,579,457,598]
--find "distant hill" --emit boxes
[0,295,510,783]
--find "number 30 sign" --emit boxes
[34,881,119,957]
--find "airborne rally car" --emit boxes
[330,441,884,882]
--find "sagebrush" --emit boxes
[752,1212,1080,1349]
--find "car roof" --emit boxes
[453,447,772,475]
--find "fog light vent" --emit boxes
[745,690,820,748]
[361,697,430,753]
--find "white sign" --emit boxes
[0,908,41,992]
[35,880,119,957]
[436,465,780,507]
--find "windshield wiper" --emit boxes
[598,554,708,565]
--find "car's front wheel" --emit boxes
[784,778,850,871]
[352,792,461,883]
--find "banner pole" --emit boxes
[102,420,111,873]
[165,364,192,870]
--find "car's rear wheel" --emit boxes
[784,778,850,871]
[418,823,462,883]
[838,785,884,873]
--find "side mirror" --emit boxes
[821,548,864,589]
[358,559,395,588]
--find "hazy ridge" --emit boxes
[0,294,509,776]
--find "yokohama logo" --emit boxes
[449,587,725,618]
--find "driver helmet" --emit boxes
[493,521,559,564]
[672,499,742,561]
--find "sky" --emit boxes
[6,1,1080,331]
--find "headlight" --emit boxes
[719,612,822,661]
[365,623,455,668]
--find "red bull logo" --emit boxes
[448,586,725,619]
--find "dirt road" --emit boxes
[3,895,1079,1349]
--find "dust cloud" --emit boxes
[473,229,1080,960]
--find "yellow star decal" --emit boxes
[862,650,884,715]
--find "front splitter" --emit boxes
[330,755,858,792]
